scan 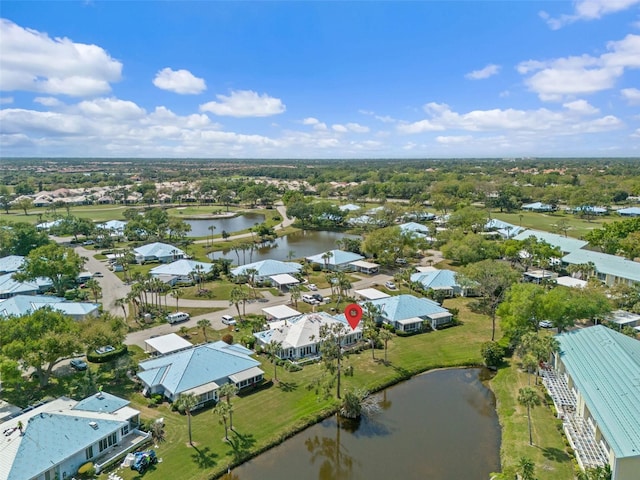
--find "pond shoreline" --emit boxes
[213,360,489,479]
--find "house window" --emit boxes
[85,445,94,459]
[108,432,117,446]
[99,438,108,451]
[121,424,129,436]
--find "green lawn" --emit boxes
[98,297,574,480]
[491,210,612,239]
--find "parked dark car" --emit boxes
[70,359,88,371]
[312,293,324,303]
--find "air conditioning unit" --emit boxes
[89,421,98,429]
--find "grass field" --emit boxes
[491,209,611,239]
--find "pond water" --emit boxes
[209,230,359,264]
[185,214,266,238]
[227,368,501,480]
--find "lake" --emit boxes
[226,368,501,480]
[209,230,359,264]
[185,214,266,238]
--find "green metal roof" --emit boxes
[562,249,640,283]
[556,326,640,459]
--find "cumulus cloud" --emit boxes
[153,68,206,94]
[34,97,63,107]
[465,64,501,80]
[397,101,621,135]
[621,87,640,104]
[436,135,473,144]
[200,90,285,117]
[302,117,327,130]
[540,0,640,29]
[518,34,640,101]
[332,122,369,133]
[0,19,122,96]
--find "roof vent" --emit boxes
[89,421,98,429]
[96,391,103,399]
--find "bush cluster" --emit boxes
[86,344,128,363]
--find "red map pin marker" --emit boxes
[344,303,363,330]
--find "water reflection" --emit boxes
[185,213,265,237]
[231,368,500,480]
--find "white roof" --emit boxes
[396,316,424,326]
[269,273,300,285]
[555,276,587,288]
[354,288,390,300]
[350,260,379,269]
[262,305,301,320]
[229,366,265,383]
[145,333,192,354]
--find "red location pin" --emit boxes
[344,303,363,330]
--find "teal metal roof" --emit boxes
[369,294,448,321]
[0,295,100,319]
[306,250,364,266]
[562,250,640,283]
[513,229,588,253]
[138,343,261,397]
[230,259,302,276]
[0,255,24,274]
[150,259,214,276]
[556,326,640,459]
[410,269,459,290]
[73,392,130,413]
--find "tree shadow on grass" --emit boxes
[227,430,257,463]
[277,381,298,392]
[191,445,218,469]
[539,446,570,463]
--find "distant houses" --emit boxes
[305,249,365,271]
[410,268,474,297]
[522,201,555,212]
[513,229,588,255]
[230,259,302,286]
[617,207,640,217]
[150,259,214,286]
[0,294,100,320]
[133,242,187,264]
[562,249,640,287]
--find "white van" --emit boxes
[167,312,190,324]
[221,314,236,326]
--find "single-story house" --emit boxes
[144,333,193,355]
[97,219,128,237]
[254,312,363,361]
[137,341,264,408]
[0,273,39,299]
[484,219,523,239]
[354,288,390,301]
[522,201,555,212]
[549,326,640,479]
[133,242,186,264]
[572,205,608,216]
[269,273,300,290]
[523,268,556,284]
[399,222,430,236]
[306,250,365,271]
[0,255,25,274]
[350,260,380,274]
[0,391,149,479]
[262,304,301,322]
[367,294,453,332]
[617,207,640,217]
[562,250,640,287]
[230,259,302,284]
[410,269,475,297]
[608,310,640,329]
[149,259,214,286]
[513,229,588,254]
[338,203,361,212]
[0,295,100,320]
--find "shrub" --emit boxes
[86,344,128,363]
[222,334,234,345]
[77,462,95,478]
[480,341,505,367]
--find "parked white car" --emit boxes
[307,283,318,291]
[385,281,396,290]
[222,315,237,325]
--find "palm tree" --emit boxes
[518,387,541,446]
[197,318,211,341]
[265,340,283,382]
[379,328,393,363]
[171,288,182,312]
[218,383,239,430]
[208,225,216,246]
[321,251,333,271]
[289,284,301,308]
[214,400,232,441]
[229,285,246,321]
[114,297,128,320]
[175,393,199,446]
[517,457,536,480]
[84,278,102,303]
[362,302,382,360]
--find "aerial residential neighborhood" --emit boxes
[3,1,640,478]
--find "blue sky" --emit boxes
[1,1,640,159]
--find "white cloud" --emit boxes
[302,117,327,130]
[541,0,640,29]
[436,135,473,144]
[0,19,122,96]
[153,68,206,95]
[34,97,63,107]
[77,97,146,120]
[397,102,621,136]
[332,122,370,133]
[465,64,501,80]
[0,97,14,105]
[200,90,285,117]
[621,87,640,104]
[518,34,640,101]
